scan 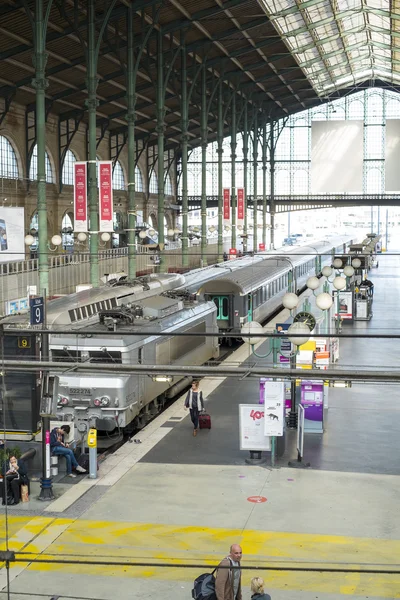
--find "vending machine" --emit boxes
[300,380,324,434]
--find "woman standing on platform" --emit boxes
[250,577,272,600]
[184,380,204,436]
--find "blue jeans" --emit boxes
[52,446,78,474]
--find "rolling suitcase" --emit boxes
[199,412,211,430]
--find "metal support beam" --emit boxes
[262,120,267,248]
[230,93,237,250]
[126,3,136,279]
[87,0,99,287]
[270,120,275,250]
[200,64,208,266]
[253,108,258,253]
[180,39,189,268]
[156,30,165,269]
[242,101,248,252]
[217,79,223,262]
[32,0,53,296]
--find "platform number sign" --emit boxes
[29,297,44,325]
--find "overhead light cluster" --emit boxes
[257,0,397,95]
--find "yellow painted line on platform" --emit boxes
[0,516,32,544]
[4,518,399,598]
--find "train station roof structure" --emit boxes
[0,1,398,149]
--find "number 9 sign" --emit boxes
[29,297,44,325]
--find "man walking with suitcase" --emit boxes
[184,381,205,436]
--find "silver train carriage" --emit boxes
[197,235,354,337]
[51,293,219,446]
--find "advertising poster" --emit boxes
[237,188,244,226]
[239,404,271,451]
[333,290,353,319]
[276,322,291,363]
[98,161,114,232]
[223,188,230,223]
[73,162,88,232]
[261,381,285,436]
[0,207,25,263]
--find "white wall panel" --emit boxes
[311,121,363,193]
[385,120,400,191]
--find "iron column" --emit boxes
[242,102,248,252]
[253,108,258,253]
[230,94,237,250]
[262,120,267,248]
[126,3,137,279]
[180,41,189,268]
[217,79,224,262]
[87,0,99,287]
[270,120,276,250]
[200,65,208,266]
[156,30,165,270]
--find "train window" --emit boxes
[52,349,81,362]
[89,350,122,363]
[211,296,229,320]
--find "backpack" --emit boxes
[192,569,217,600]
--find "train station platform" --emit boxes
[0,255,399,600]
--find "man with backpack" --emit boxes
[215,544,242,600]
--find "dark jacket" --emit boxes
[215,557,242,600]
[50,427,64,449]
[2,459,29,485]
[251,594,271,600]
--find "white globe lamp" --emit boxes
[351,258,361,268]
[287,322,311,346]
[77,232,87,242]
[306,276,320,290]
[51,234,62,246]
[333,276,346,290]
[139,230,147,239]
[343,265,354,277]
[333,258,343,269]
[241,321,264,345]
[167,228,174,237]
[24,234,34,246]
[322,266,332,277]
[101,232,111,242]
[282,292,299,310]
[316,292,333,311]
[148,228,156,237]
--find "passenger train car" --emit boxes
[197,236,354,338]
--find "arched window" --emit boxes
[293,170,309,194]
[62,150,76,186]
[29,145,53,183]
[149,171,158,193]
[113,161,126,190]
[365,168,383,194]
[276,170,290,194]
[135,166,144,192]
[0,136,19,179]
[165,174,173,196]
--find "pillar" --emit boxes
[242,102,248,252]
[126,3,136,279]
[156,30,165,270]
[217,79,224,262]
[33,0,51,295]
[270,119,276,250]
[253,108,258,253]
[200,65,208,266]
[180,41,189,268]
[87,0,99,286]
[230,94,237,250]
[262,120,267,248]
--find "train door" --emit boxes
[247,293,253,322]
[210,295,230,329]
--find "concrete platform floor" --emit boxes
[0,254,399,599]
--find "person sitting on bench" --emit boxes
[50,425,87,478]
[2,455,29,505]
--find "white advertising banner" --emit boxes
[262,381,285,436]
[0,207,25,263]
[239,404,271,451]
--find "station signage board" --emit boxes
[223,188,230,223]
[98,161,114,232]
[73,162,88,232]
[239,404,271,451]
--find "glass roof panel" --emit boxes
[258,0,394,95]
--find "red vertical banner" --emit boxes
[73,162,88,232]
[98,161,114,232]
[223,188,230,223]
[237,187,244,225]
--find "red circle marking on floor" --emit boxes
[247,496,267,503]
